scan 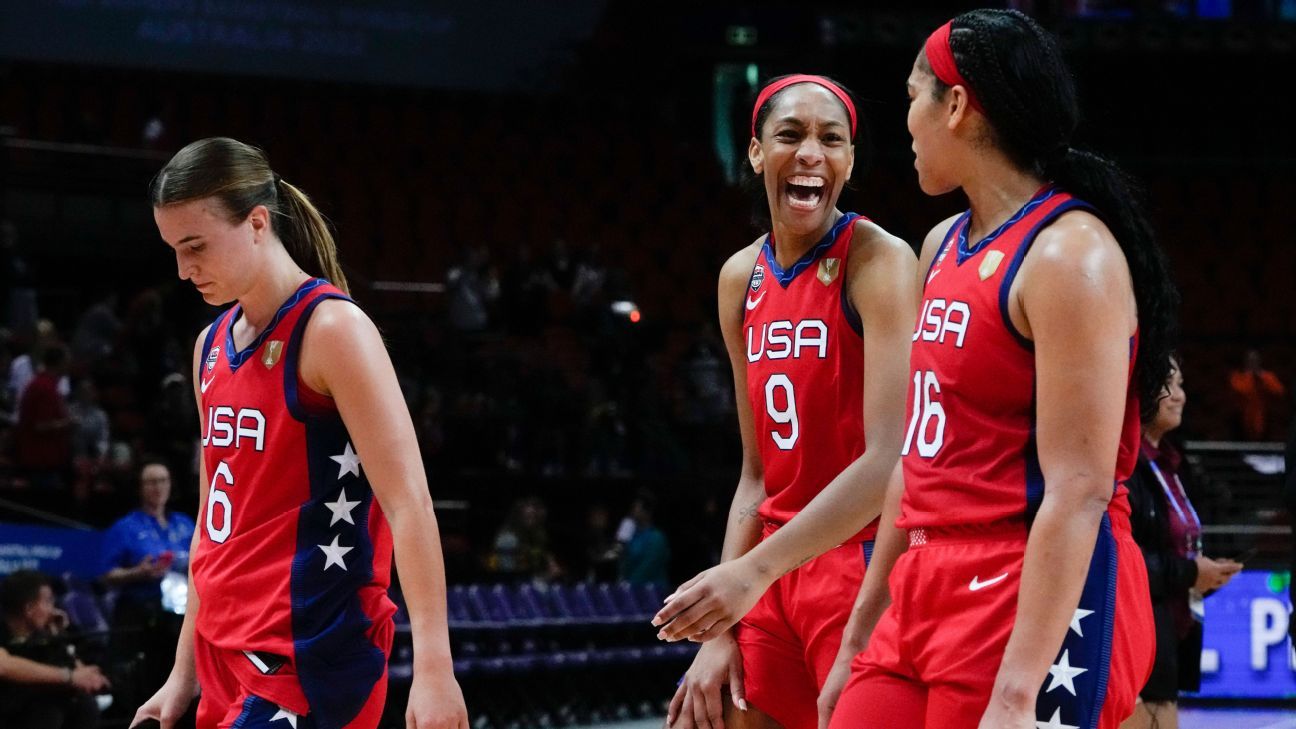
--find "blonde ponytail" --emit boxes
[276,179,350,295]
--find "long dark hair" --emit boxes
[926,9,1178,418]
[744,75,868,231]
[150,137,349,294]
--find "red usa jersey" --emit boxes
[898,187,1141,530]
[745,212,877,543]
[193,278,394,718]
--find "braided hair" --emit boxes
[925,9,1179,419]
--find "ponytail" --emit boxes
[1044,148,1179,419]
[275,178,349,295]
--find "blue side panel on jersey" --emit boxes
[861,539,874,568]
[225,278,329,371]
[289,415,384,729]
[762,212,857,288]
[1034,512,1118,729]
[283,291,353,422]
[997,199,1097,351]
[232,695,318,729]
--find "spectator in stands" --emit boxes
[67,379,110,499]
[489,496,560,582]
[446,244,500,334]
[15,343,73,491]
[1228,348,1288,441]
[7,319,67,406]
[1124,356,1242,729]
[618,491,669,586]
[144,372,198,498]
[100,460,194,696]
[0,569,109,729]
[0,220,38,338]
[582,504,620,582]
[69,292,121,370]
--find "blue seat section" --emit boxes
[389,581,697,685]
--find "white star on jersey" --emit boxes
[324,488,361,526]
[271,706,299,728]
[329,442,362,480]
[1069,608,1094,637]
[1035,708,1078,729]
[318,535,353,571]
[1046,650,1088,696]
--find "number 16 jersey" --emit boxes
[744,213,877,543]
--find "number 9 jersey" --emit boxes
[192,278,395,724]
[744,212,877,544]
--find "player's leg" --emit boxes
[828,663,927,729]
[193,635,242,729]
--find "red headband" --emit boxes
[750,74,857,139]
[924,22,984,114]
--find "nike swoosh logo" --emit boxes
[746,292,766,310]
[969,573,1009,591]
[927,268,940,283]
[200,376,216,394]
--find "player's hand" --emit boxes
[653,558,767,643]
[816,646,856,729]
[666,631,745,729]
[406,670,468,729]
[130,671,198,729]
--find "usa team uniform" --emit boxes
[737,213,878,729]
[193,279,395,729]
[831,188,1154,729]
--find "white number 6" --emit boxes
[206,461,234,544]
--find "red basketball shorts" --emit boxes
[830,512,1153,729]
[194,630,390,729]
[736,522,873,729]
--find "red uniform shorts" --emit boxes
[830,512,1153,729]
[737,523,873,729]
[194,630,390,729]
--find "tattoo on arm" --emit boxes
[738,499,761,523]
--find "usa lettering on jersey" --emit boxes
[914,298,971,349]
[202,406,268,452]
[746,319,830,362]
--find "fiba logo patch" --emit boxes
[750,265,765,292]
[206,346,220,373]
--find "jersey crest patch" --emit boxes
[206,346,220,373]
[978,250,1005,281]
[750,264,765,292]
[817,258,840,286]
[262,340,284,369]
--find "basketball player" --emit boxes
[654,76,917,729]
[130,138,468,729]
[822,10,1177,729]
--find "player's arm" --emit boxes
[663,243,764,729]
[835,214,959,641]
[301,300,467,729]
[132,327,209,728]
[657,223,917,643]
[981,213,1136,723]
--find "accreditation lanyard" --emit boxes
[1146,460,1202,558]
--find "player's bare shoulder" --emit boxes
[719,236,766,289]
[849,218,915,270]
